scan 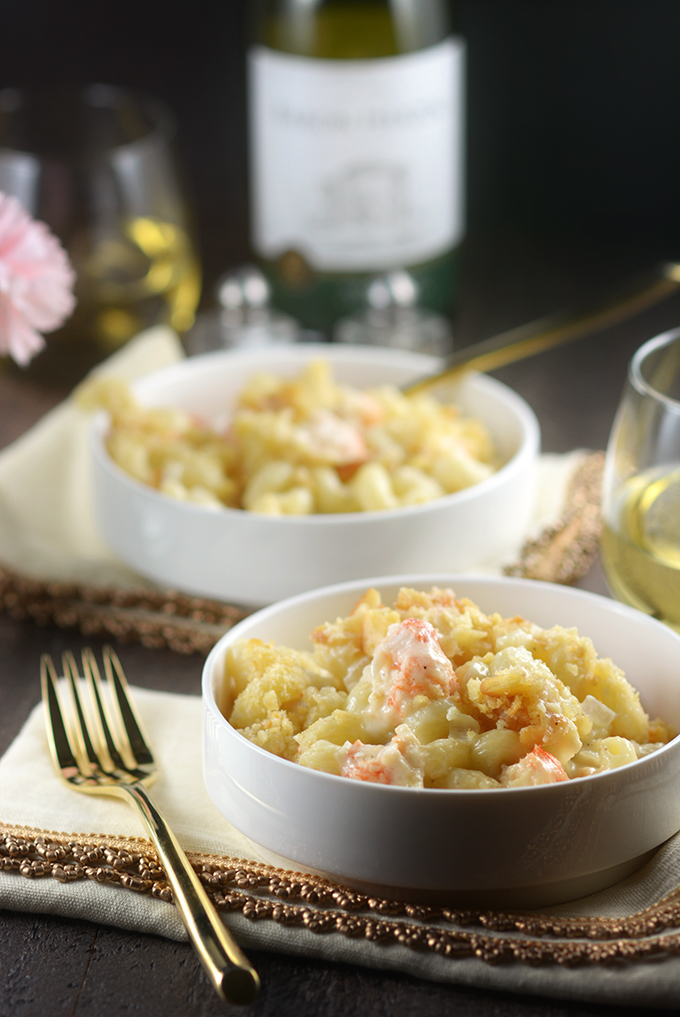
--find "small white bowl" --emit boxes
[91,344,540,606]
[202,575,680,908]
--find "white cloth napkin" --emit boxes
[1,688,679,1009]
[0,326,183,588]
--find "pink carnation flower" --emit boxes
[0,191,76,366]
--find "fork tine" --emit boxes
[79,647,127,772]
[40,654,87,779]
[61,649,107,772]
[101,646,154,768]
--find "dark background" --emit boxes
[0,0,677,308]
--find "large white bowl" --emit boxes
[202,575,680,908]
[91,345,540,606]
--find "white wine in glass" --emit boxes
[601,328,680,632]
[0,84,201,387]
[71,215,200,351]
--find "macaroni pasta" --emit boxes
[78,360,498,515]
[224,587,674,789]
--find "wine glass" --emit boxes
[600,327,680,632]
[0,84,201,387]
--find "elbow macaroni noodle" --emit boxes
[78,360,498,514]
[224,587,675,789]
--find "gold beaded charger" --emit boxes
[1,687,680,1009]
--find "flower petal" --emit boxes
[0,292,46,367]
[0,192,75,365]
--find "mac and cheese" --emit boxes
[79,360,498,515]
[224,587,674,788]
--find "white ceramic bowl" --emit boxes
[91,344,540,606]
[203,574,680,909]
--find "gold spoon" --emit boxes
[405,261,680,395]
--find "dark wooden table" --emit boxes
[1,236,678,1016]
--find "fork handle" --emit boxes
[121,782,260,1005]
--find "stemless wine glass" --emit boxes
[600,327,680,632]
[0,84,201,387]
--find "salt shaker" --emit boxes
[333,270,453,356]
[184,265,301,353]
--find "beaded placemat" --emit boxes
[3,821,680,967]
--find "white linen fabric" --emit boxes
[0,326,183,587]
[0,690,678,1009]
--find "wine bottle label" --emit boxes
[248,38,465,273]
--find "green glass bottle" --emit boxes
[248,0,465,334]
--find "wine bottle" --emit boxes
[247,0,465,334]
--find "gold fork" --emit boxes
[40,646,260,1006]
